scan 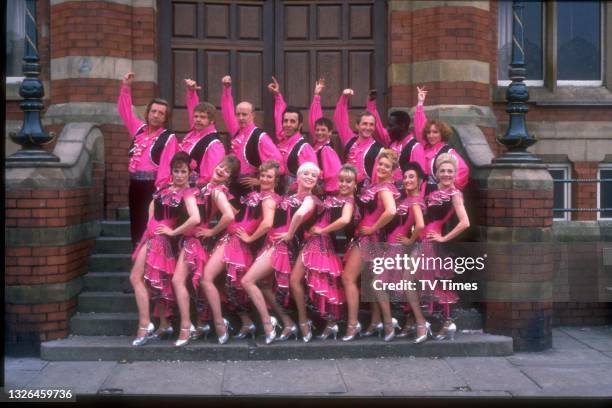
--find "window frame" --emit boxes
[549,164,572,221]
[597,164,612,221]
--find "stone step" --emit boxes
[77,292,135,313]
[83,272,130,292]
[40,333,512,361]
[100,221,130,238]
[95,237,133,254]
[71,313,138,336]
[88,254,132,272]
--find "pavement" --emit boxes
[3,326,612,399]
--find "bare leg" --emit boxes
[261,286,294,331]
[201,243,228,337]
[172,250,193,340]
[242,249,276,336]
[289,251,309,335]
[341,247,363,337]
[157,302,171,332]
[130,244,150,337]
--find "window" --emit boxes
[497,0,603,87]
[549,165,571,221]
[6,0,26,79]
[598,165,612,220]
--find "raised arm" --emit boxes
[185,78,201,129]
[117,72,144,137]
[366,89,390,147]
[221,75,239,136]
[267,76,286,142]
[308,79,325,142]
[413,86,428,144]
[333,89,355,148]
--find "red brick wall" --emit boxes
[6,299,77,343]
[553,302,612,326]
[572,162,598,221]
[475,188,554,227]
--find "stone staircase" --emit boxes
[41,210,513,361]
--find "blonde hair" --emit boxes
[376,148,399,170]
[435,153,458,172]
[297,161,321,177]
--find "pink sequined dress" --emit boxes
[349,182,401,254]
[258,192,319,307]
[302,195,355,322]
[132,186,192,313]
[180,182,232,320]
[420,186,462,306]
[216,190,280,312]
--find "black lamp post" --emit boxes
[494,1,539,164]
[7,0,59,163]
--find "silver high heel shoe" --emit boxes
[361,322,383,338]
[132,322,155,346]
[413,321,432,344]
[264,316,279,345]
[191,323,211,341]
[277,323,298,341]
[233,323,257,340]
[299,320,315,343]
[434,320,457,341]
[175,325,196,347]
[317,323,339,341]
[342,322,362,342]
[383,318,400,342]
[150,326,174,341]
[215,318,233,345]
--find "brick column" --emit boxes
[388,0,498,151]
[5,124,104,353]
[474,164,555,351]
[45,0,158,219]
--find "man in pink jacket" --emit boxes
[118,72,177,245]
[220,75,285,197]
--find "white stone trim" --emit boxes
[390,1,489,12]
[51,0,156,10]
[51,56,157,83]
[389,60,490,86]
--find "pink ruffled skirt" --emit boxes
[219,233,252,312]
[302,235,345,322]
[180,235,211,321]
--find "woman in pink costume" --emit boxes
[289,164,358,342]
[130,152,201,346]
[170,155,239,347]
[417,119,470,195]
[421,153,470,340]
[382,162,430,343]
[342,149,400,341]
[241,162,320,344]
[202,160,282,344]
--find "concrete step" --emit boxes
[83,272,130,292]
[71,313,138,336]
[88,254,131,272]
[95,237,133,254]
[40,333,512,361]
[77,292,135,313]
[100,221,130,238]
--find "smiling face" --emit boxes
[259,168,277,192]
[192,111,211,131]
[403,169,420,194]
[282,112,302,138]
[211,161,232,184]
[426,124,442,145]
[171,162,190,188]
[376,157,394,182]
[147,103,167,129]
[338,170,357,196]
[314,124,332,144]
[297,167,319,191]
[236,102,254,129]
[357,114,375,139]
[436,162,456,188]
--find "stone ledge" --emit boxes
[6,221,100,246]
[553,221,612,242]
[6,277,84,304]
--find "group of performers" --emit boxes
[118,72,470,347]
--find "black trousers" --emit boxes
[128,178,156,246]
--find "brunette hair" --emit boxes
[356,111,375,124]
[219,154,241,183]
[145,98,171,127]
[170,151,190,170]
[314,117,334,132]
[193,102,216,123]
[423,119,453,143]
[403,161,425,181]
